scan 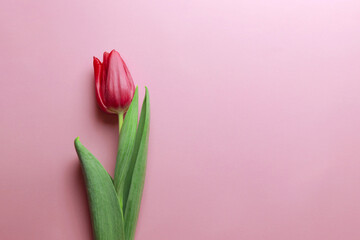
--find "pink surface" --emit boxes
[1,0,360,239]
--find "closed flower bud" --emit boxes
[93,50,135,114]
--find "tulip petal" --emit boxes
[103,51,110,68]
[105,50,135,112]
[120,57,136,108]
[93,57,109,113]
[101,52,110,108]
[105,50,122,110]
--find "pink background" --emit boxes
[1,0,360,239]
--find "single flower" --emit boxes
[93,50,135,115]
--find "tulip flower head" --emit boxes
[93,50,135,115]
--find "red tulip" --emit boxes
[93,50,135,115]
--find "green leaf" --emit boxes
[124,87,150,240]
[114,87,139,211]
[74,138,125,240]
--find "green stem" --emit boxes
[118,112,124,133]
